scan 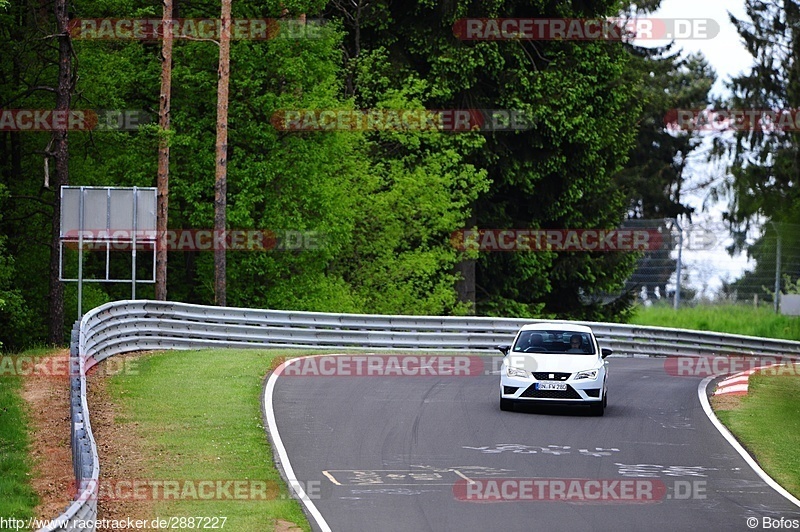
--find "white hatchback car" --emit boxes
[498,323,611,415]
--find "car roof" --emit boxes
[517,322,594,334]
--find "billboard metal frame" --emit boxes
[59,186,157,317]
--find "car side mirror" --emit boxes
[601,348,613,359]
[497,344,510,356]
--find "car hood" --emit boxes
[506,353,601,374]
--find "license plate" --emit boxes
[535,382,567,391]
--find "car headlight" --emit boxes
[506,366,529,378]
[574,369,599,380]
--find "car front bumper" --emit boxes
[500,374,605,403]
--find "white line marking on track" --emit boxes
[698,376,800,509]
[265,356,333,532]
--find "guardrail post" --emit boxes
[70,320,82,496]
[70,320,79,355]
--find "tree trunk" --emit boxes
[48,0,71,344]
[214,0,231,306]
[455,259,476,312]
[455,210,476,313]
[156,0,174,301]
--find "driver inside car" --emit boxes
[567,334,584,353]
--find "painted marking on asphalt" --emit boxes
[579,447,620,457]
[349,488,441,496]
[615,463,719,478]
[322,470,342,486]
[452,469,476,485]
[322,469,472,486]
[410,465,514,477]
[463,444,621,457]
[463,444,571,455]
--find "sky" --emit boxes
[641,0,752,97]
[633,0,759,299]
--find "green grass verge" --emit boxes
[107,349,319,531]
[0,350,44,523]
[715,368,800,498]
[630,304,800,341]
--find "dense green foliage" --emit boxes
[338,0,647,320]
[1,0,727,349]
[0,185,31,350]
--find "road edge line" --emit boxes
[263,356,333,532]
[698,375,800,508]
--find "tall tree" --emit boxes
[47,0,73,343]
[156,0,174,301]
[214,0,232,306]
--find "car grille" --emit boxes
[519,384,582,400]
[503,386,519,395]
[532,372,571,381]
[584,388,601,397]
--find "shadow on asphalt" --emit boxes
[504,403,610,417]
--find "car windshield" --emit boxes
[512,330,595,354]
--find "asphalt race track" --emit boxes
[266,356,800,532]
